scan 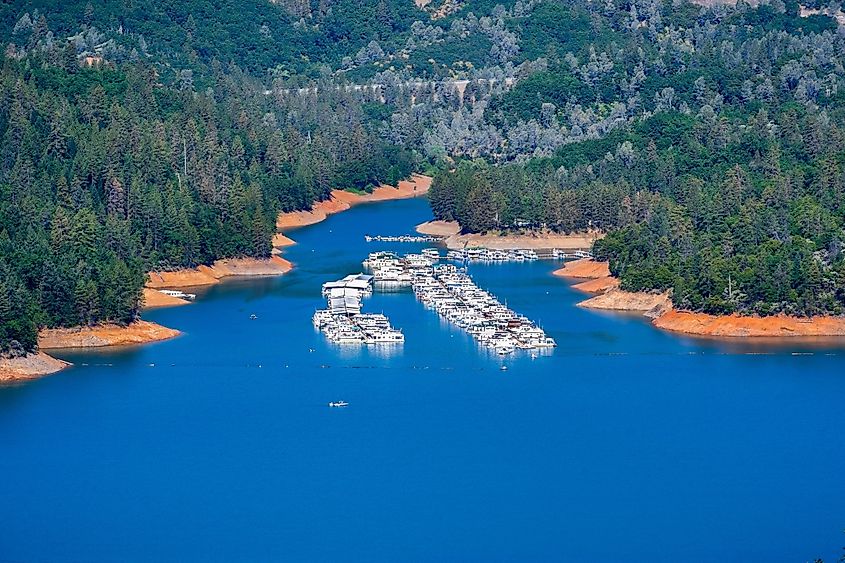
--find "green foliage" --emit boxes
[433,101,845,318]
[3,0,845,343]
[408,34,493,73]
[489,71,591,122]
[0,0,420,78]
[0,27,414,353]
[513,3,621,62]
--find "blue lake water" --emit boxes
[2,197,844,562]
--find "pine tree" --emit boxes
[463,179,497,233]
[83,2,95,25]
[106,176,127,218]
[62,42,78,73]
[50,207,72,251]
[252,207,271,258]
[74,276,100,327]
[69,208,99,259]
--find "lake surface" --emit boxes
[2,197,844,562]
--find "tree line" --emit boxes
[430,104,845,317]
[0,20,414,356]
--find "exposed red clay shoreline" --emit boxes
[1,352,70,383]
[579,288,671,313]
[7,316,183,382]
[146,256,293,290]
[556,259,845,338]
[553,258,611,279]
[272,233,296,247]
[38,320,181,350]
[16,255,289,380]
[572,276,619,293]
[415,220,461,237]
[277,174,432,231]
[653,311,845,337]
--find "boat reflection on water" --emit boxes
[328,341,405,361]
[482,344,555,360]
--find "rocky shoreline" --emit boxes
[277,174,432,230]
[578,289,672,314]
[415,220,462,237]
[0,353,70,384]
[557,258,845,338]
[653,310,845,338]
[415,220,601,250]
[2,320,181,384]
[143,288,191,309]
[38,320,181,350]
[146,256,293,291]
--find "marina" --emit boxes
[360,250,556,355]
[363,250,437,285]
[412,264,556,355]
[446,248,540,263]
[362,247,594,271]
[446,247,594,263]
[5,196,844,563]
[364,234,444,243]
[314,273,404,345]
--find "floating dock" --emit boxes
[363,251,556,355]
[412,264,556,355]
[317,249,578,351]
[365,235,444,243]
[445,248,593,263]
[314,273,404,345]
[363,251,439,285]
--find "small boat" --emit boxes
[500,365,508,371]
[328,401,349,408]
[250,314,258,320]
[159,289,196,300]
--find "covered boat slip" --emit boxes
[322,273,375,315]
[322,274,374,296]
[327,288,363,315]
[315,272,404,345]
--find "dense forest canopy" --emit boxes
[0,4,417,354]
[417,0,845,319]
[0,0,420,78]
[2,0,845,354]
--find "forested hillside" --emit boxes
[421,0,845,318]
[3,0,845,355]
[0,0,419,77]
[0,6,414,355]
